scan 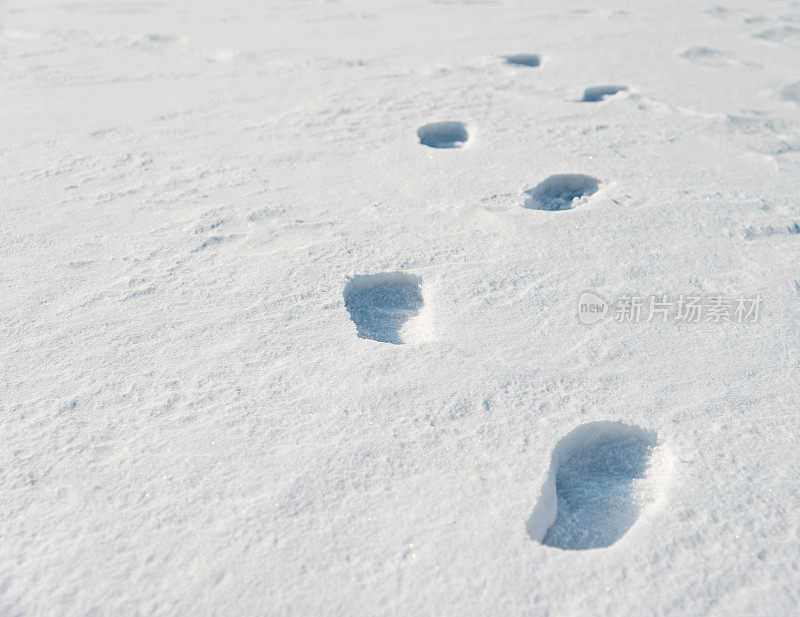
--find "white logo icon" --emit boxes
[577,291,608,325]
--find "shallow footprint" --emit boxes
[680,46,757,69]
[417,121,469,149]
[582,85,628,102]
[781,81,800,105]
[527,422,662,550]
[524,174,600,211]
[504,53,541,67]
[344,272,423,344]
[754,26,800,43]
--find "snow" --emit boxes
[2,0,800,615]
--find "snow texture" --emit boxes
[3,0,800,615]
[582,85,629,102]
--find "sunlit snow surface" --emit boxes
[3,0,800,615]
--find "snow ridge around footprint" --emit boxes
[527,422,666,550]
[344,272,426,344]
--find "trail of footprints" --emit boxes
[338,38,794,550]
[344,52,651,550]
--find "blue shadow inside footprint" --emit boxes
[504,53,541,67]
[582,85,627,102]
[344,272,423,344]
[417,121,469,149]
[542,433,654,550]
[524,174,600,211]
[527,422,659,551]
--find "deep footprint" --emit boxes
[524,174,600,211]
[344,272,423,344]
[527,422,660,550]
[582,85,627,102]
[504,53,541,67]
[417,121,469,149]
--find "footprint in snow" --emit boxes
[503,53,541,67]
[754,26,800,43]
[344,272,425,345]
[781,81,800,105]
[417,121,469,149]
[129,33,184,53]
[680,46,758,69]
[743,222,800,240]
[527,422,665,550]
[582,85,628,102]
[523,174,600,211]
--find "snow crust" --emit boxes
[2,0,800,615]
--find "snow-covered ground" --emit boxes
[2,0,800,614]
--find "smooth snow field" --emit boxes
[2,0,800,615]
